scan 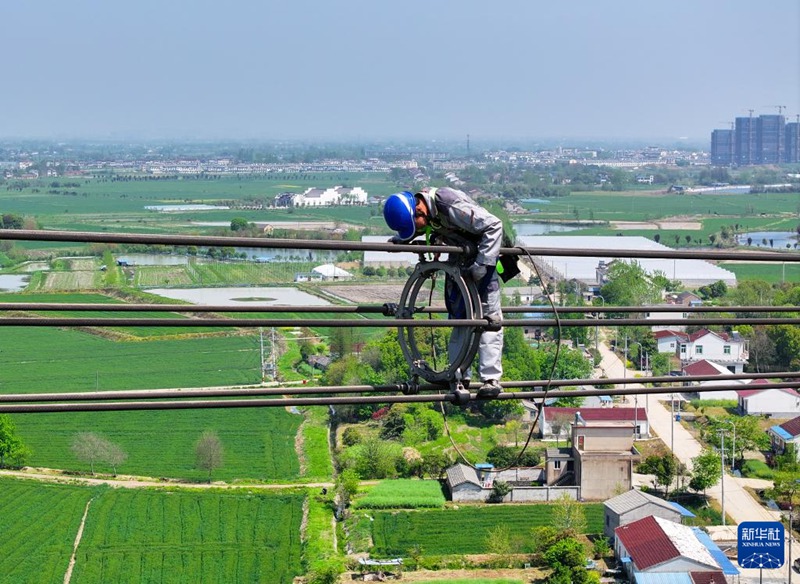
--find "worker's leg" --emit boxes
[478,274,503,382]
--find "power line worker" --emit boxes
[383,187,504,398]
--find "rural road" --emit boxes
[597,340,798,583]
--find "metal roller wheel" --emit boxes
[396,260,482,386]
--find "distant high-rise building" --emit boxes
[734,116,757,165]
[757,114,785,164]
[710,129,733,165]
[785,122,800,163]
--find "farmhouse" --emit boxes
[615,515,738,581]
[737,383,800,418]
[657,328,749,374]
[279,186,369,207]
[767,415,800,462]
[603,489,694,540]
[443,463,577,503]
[544,411,641,500]
[539,406,650,441]
[679,360,749,401]
[678,329,748,374]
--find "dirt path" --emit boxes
[63,497,93,584]
[0,467,334,491]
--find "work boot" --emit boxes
[477,379,502,398]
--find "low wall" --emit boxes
[452,485,580,503]
[506,486,580,502]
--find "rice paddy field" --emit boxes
[0,478,306,584]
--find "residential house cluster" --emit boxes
[274,186,368,207]
[445,408,644,503]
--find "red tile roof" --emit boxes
[615,515,679,569]
[779,415,800,438]
[688,328,730,342]
[682,360,725,376]
[737,386,798,398]
[543,407,648,422]
[654,329,688,340]
[691,572,726,584]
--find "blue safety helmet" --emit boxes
[383,191,417,241]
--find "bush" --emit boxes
[341,426,363,447]
[741,459,774,479]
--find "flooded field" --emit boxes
[145,286,331,306]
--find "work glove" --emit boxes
[388,235,404,244]
[467,262,487,282]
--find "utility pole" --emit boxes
[270,327,277,382]
[789,503,793,584]
[259,328,265,382]
[718,430,726,526]
[623,335,628,379]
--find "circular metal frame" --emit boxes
[396,260,482,385]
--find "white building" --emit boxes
[768,416,800,462]
[680,359,749,401]
[291,186,368,207]
[361,236,420,269]
[518,235,736,288]
[657,328,748,374]
[737,383,800,418]
[311,264,353,281]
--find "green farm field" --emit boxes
[0,478,306,584]
[72,489,305,584]
[0,317,312,480]
[370,503,604,556]
[719,262,800,283]
[1,174,394,232]
[0,478,97,584]
[522,190,800,222]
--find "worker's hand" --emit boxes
[467,263,487,282]
[388,235,404,244]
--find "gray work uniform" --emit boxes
[420,187,503,383]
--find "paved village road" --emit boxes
[596,341,798,583]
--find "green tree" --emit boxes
[689,449,721,497]
[485,523,517,566]
[551,493,587,535]
[638,454,678,497]
[704,415,770,466]
[502,326,542,382]
[230,217,251,231]
[0,415,28,468]
[543,537,593,584]
[353,437,397,479]
[478,399,525,422]
[420,451,452,479]
[335,468,360,510]
[600,261,662,307]
[767,324,800,370]
[488,480,512,505]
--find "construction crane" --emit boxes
[764,105,787,115]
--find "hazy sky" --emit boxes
[2,0,798,143]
